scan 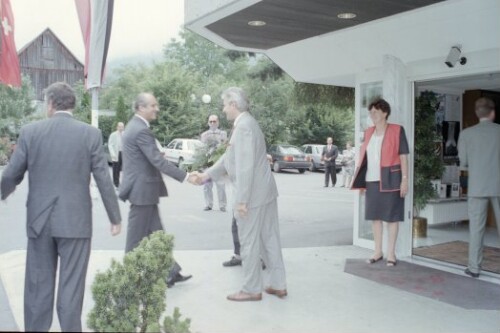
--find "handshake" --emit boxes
[187,171,210,185]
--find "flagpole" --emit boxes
[91,87,99,128]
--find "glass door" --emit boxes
[353,81,382,247]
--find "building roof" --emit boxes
[185,0,500,87]
[17,27,84,67]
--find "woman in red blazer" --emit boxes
[351,98,409,266]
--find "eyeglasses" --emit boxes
[209,120,217,123]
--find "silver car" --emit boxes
[301,144,325,171]
[301,144,344,173]
[163,138,203,169]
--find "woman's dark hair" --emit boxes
[368,98,391,119]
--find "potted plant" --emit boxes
[413,91,445,237]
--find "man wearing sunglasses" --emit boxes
[200,115,227,212]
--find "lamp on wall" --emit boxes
[445,45,467,68]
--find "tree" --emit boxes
[73,81,91,124]
[87,231,191,333]
[0,75,36,139]
[115,95,130,124]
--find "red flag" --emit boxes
[75,0,113,89]
[0,0,21,87]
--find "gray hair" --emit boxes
[475,97,495,118]
[221,87,249,112]
[133,92,154,112]
[44,82,76,111]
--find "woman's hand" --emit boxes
[400,180,408,198]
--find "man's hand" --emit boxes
[188,172,210,185]
[187,172,200,185]
[237,203,248,219]
[111,223,121,236]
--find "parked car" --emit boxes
[268,144,311,173]
[163,138,203,169]
[301,143,344,173]
[301,144,325,171]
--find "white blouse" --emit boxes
[365,133,384,182]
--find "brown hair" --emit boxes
[475,97,495,119]
[368,98,391,119]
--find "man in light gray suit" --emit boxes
[458,97,500,278]
[198,87,287,301]
[0,82,121,332]
[119,92,197,287]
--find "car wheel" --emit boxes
[273,161,281,173]
[298,168,306,174]
[309,161,317,172]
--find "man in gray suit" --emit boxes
[458,97,500,278]
[0,82,121,332]
[119,92,197,287]
[197,87,287,302]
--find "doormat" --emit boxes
[344,258,500,310]
[413,240,500,274]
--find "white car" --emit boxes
[163,138,203,168]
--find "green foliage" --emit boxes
[88,231,190,333]
[0,76,36,139]
[163,307,191,333]
[0,136,12,165]
[291,104,354,148]
[294,82,354,109]
[414,91,445,215]
[190,144,226,172]
[115,95,130,124]
[99,116,115,144]
[100,29,354,151]
[73,82,91,124]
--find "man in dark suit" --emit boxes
[321,136,339,187]
[119,92,197,287]
[1,82,122,332]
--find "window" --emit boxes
[166,140,176,149]
[175,141,183,150]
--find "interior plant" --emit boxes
[413,90,445,216]
[87,231,191,333]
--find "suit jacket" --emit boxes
[458,120,500,197]
[207,112,278,209]
[119,116,187,205]
[322,144,338,167]
[0,113,121,238]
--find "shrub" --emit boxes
[87,231,191,333]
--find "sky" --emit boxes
[11,0,185,63]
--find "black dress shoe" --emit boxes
[464,268,479,278]
[203,206,212,211]
[223,256,242,267]
[167,273,193,287]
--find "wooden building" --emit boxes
[18,28,84,101]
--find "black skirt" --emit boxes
[365,181,404,222]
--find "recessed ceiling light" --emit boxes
[337,13,356,19]
[248,20,266,27]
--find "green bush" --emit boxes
[87,231,191,333]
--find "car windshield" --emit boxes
[279,146,302,154]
